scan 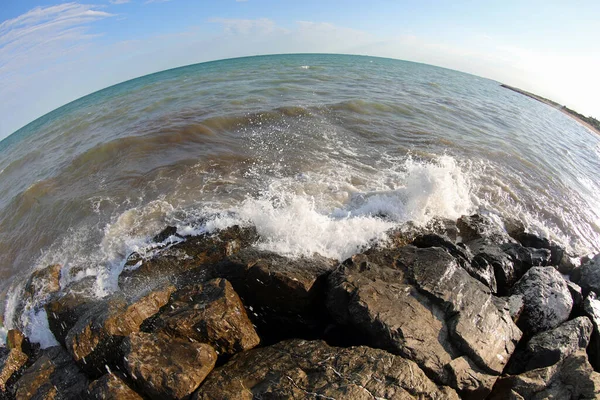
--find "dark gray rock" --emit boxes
[467,239,514,294]
[489,350,600,399]
[14,346,88,400]
[457,214,513,245]
[580,253,600,295]
[155,278,260,355]
[512,266,573,335]
[512,232,575,273]
[121,332,217,400]
[583,292,600,370]
[567,280,584,307]
[193,339,459,399]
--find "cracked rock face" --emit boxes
[193,339,459,400]
[512,267,573,335]
[121,332,217,400]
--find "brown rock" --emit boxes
[121,332,217,400]
[446,356,497,400]
[14,346,88,400]
[22,264,61,303]
[194,339,459,400]
[64,284,175,376]
[87,372,143,400]
[0,348,28,394]
[156,278,259,355]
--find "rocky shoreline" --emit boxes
[2,214,600,399]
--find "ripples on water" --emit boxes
[1,54,599,345]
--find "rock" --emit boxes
[412,234,472,265]
[6,330,35,357]
[121,332,217,400]
[119,226,258,294]
[22,264,61,303]
[209,248,334,341]
[567,280,584,307]
[0,347,28,396]
[446,356,497,400]
[64,284,175,376]
[512,232,574,272]
[193,339,459,399]
[467,239,514,294]
[152,226,180,243]
[327,252,456,383]
[155,278,259,355]
[511,266,573,335]
[14,346,88,400]
[45,276,98,345]
[406,246,522,374]
[507,295,525,323]
[510,317,593,373]
[489,350,600,399]
[579,254,600,295]
[501,243,551,276]
[583,292,600,370]
[457,214,513,245]
[503,217,526,240]
[87,372,143,400]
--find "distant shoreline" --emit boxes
[501,84,600,136]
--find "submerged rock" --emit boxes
[512,266,573,335]
[121,332,217,400]
[155,278,259,355]
[14,346,88,400]
[194,339,459,399]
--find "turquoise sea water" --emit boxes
[1,54,599,345]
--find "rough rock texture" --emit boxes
[22,264,61,303]
[45,276,98,345]
[467,239,515,294]
[119,225,258,293]
[64,284,175,376]
[14,346,88,400]
[405,246,522,374]
[87,372,143,400]
[508,316,593,374]
[446,356,497,400]
[568,280,584,307]
[583,292,600,370]
[513,232,576,274]
[457,214,513,245]
[121,332,217,400]
[328,246,521,385]
[0,347,28,395]
[580,254,600,295]
[155,278,259,355]
[489,350,600,399]
[194,339,459,400]
[512,266,573,335]
[211,248,334,340]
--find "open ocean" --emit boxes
[1,54,600,345]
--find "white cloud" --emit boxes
[209,18,282,35]
[109,0,131,4]
[144,0,173,3]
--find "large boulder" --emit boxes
[121,332,217,400]
[64,284,175,376]
[155,278,259,355]
[511,266,573,335]
[512,232,577,273]
[210,248,335,340]
[87,372,143,400]
[0,329,37,397]
[327,246,521,387]
[13,346,88,400]
[457,214,513,245]
[508,316,593,373]
[193,339,459,399]
[489,350,600,399]
[119,225,258,293]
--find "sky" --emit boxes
[0,0,599,140]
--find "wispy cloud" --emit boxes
[0,3,114,136]
[109,0,131,4]
[144,0,173,4]
[209,18,283,35]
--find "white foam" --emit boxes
[0,325,6,347]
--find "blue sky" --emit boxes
[0,0,599,140]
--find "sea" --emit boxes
[1,54,599,347]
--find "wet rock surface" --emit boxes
[155,278,259,355]
[2,215,599,399]
[194,339,459,400]
[512,266,573,335]
[121,332,217,400]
